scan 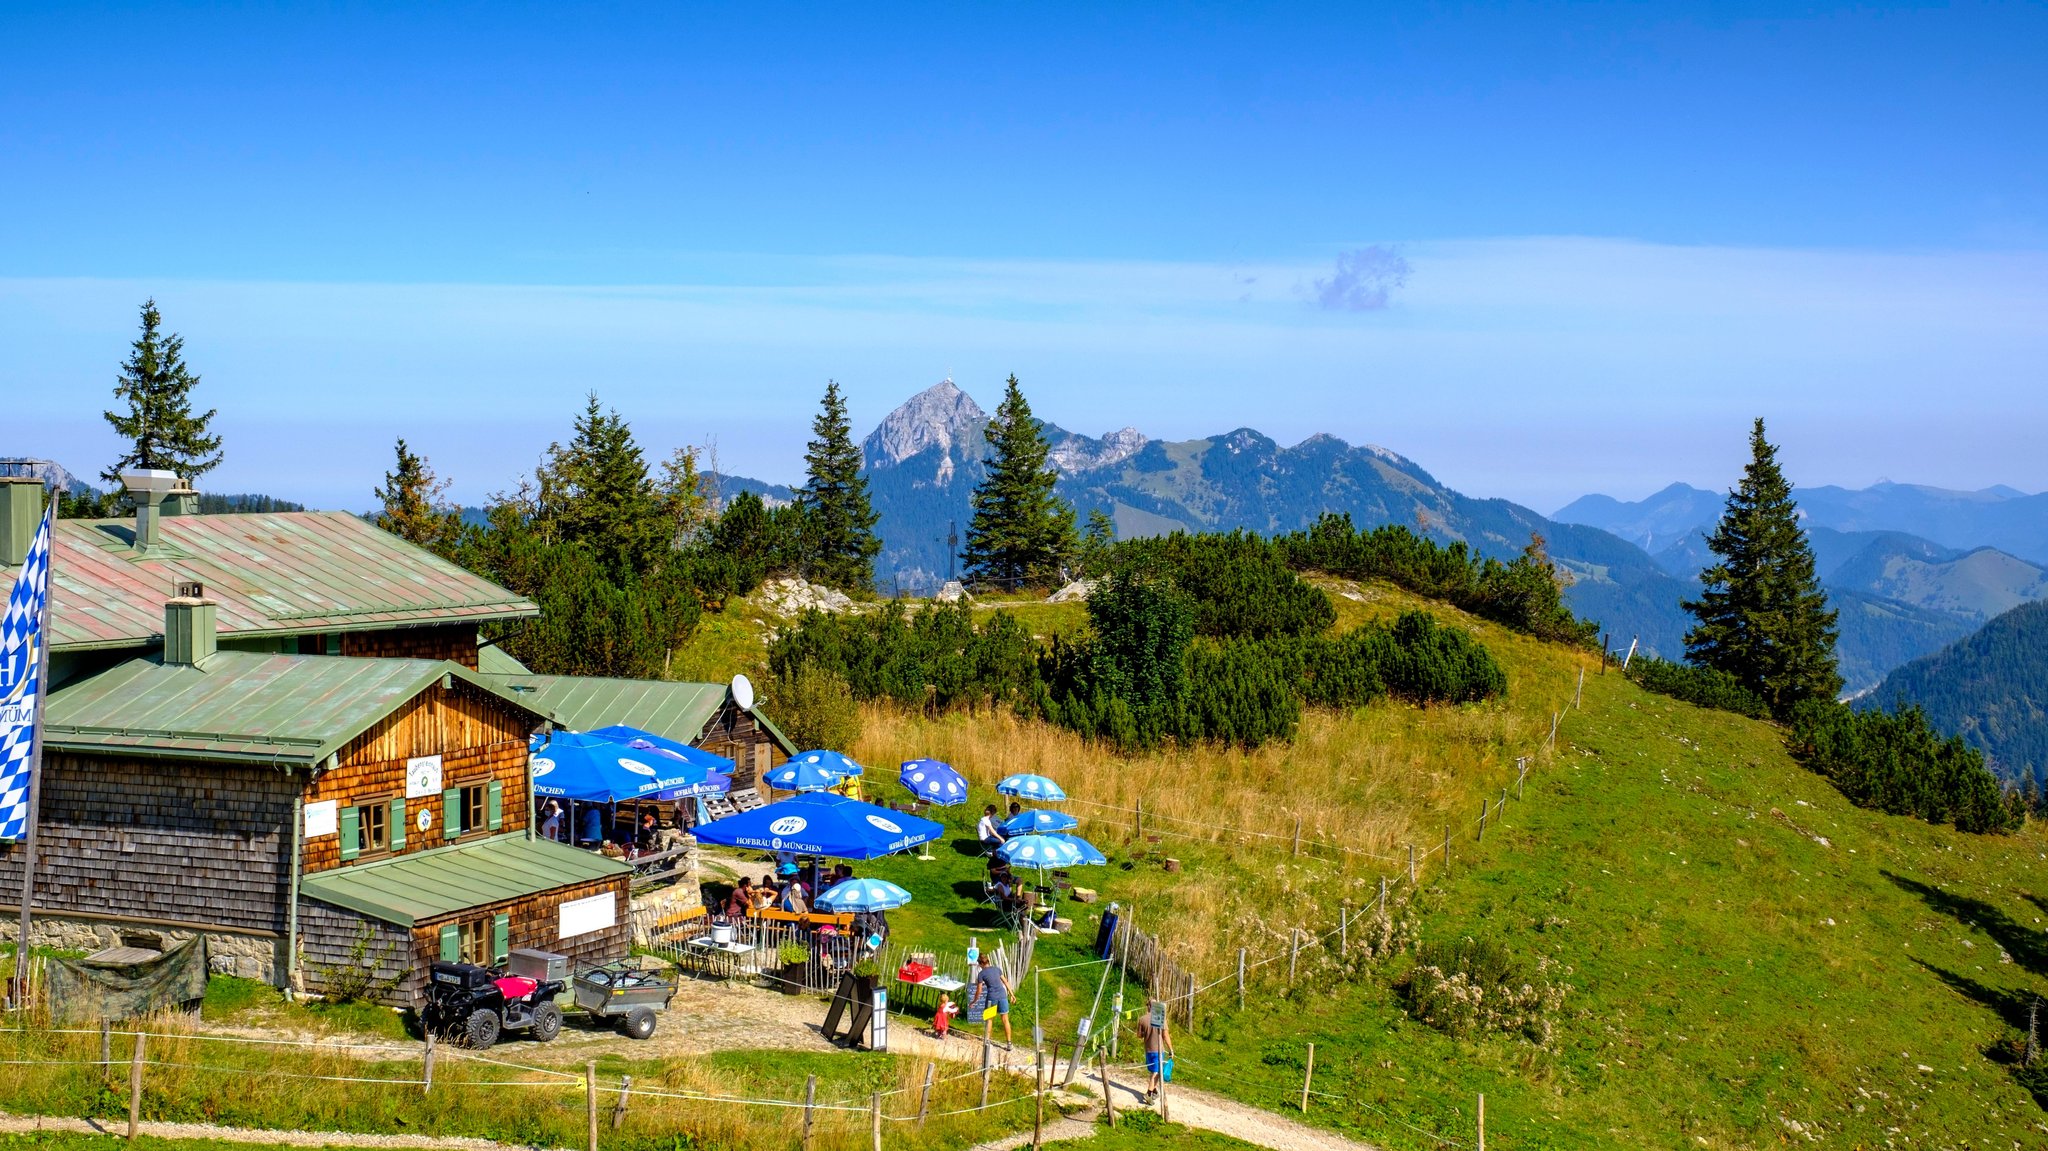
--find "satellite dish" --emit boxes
[731,673,756,710]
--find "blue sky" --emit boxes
[4,3,2044,512]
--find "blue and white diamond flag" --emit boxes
[0,503,53,841]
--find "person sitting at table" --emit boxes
[756,874,780,910]
[777,878,809,915]
[977,804,1005,848]
[636,812,660,854]
[828,864,854,889]
[724,878,755,920]
[578,803,606,847]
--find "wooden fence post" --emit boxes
[1408,843,1416,886]
[422,1028,435,1093]
[1575,667,1584,709]
[1134,799,1143,842]
[585,1060,599,1151]
[99,1018,111,1079]
[802,1074,817,1151]
[1478,799,1486,841]
[127,1031,145,1140]
[870,1091,883,1151]
[1100,1043,1115,1128]
[1237,948,1246,1009]
[980,1036,993,1109]
[612,1075,631,1129]
[1300,1041,1315,1113]
[1292,816,1301,857]
[1444,824,1451,876]
[1159,1062,1170,1122]
[1339,903,1348,954]
[1288,929,1300,984]
[1517,757,1528,800]
[1478,1092,1486,1151]
[917,1061,935,1126]
[1033,1047,1045,1150]
[1379,875,1389,914]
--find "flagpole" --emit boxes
[11,502,51,1009]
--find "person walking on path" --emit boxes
[967,954,1014,1061]
[1137,998,1174,1106]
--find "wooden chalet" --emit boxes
[0,475,795,1004]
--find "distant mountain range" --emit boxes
[1870,599,2048,786]
[1554,482,2048,692]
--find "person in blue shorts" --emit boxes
[968,954,1014,1055]
[1137,998,1174,1105]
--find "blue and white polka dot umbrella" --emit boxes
[898,758,970,806]
[998,808,1079,835]
[996,833,1086,869]
[766,749,866,792]
[814,877,915,912]
[996,773,1068,802]
[1044,832,1108,866]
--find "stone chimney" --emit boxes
[163,598,217,667]
[120,469,181,550]
[0,478,42,567]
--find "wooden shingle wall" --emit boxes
[339,624,482,668]
[297,897,416,1001]
[301,681,538,875]
[368,874,631,1006]
[0,753,296,936]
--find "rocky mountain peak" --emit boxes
[862,379,989,472]
[1048,426,1148,476]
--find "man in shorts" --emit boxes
[968,955,1014,1056]
[1136,998,1174,1105]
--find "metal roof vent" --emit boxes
[120,469,181,550]
[0,478,42,567]
[163,597,218,668]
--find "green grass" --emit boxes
[0,1137,366,1151]
[1038,1112,1264,1149]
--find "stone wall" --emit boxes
[28,915,281,982]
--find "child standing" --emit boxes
[934,992,959,1040]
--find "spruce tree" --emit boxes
[372,438,458,554]
[1683,418,1843,717]
[102,299,224,487]
[795,381,880,590]
[961,375,1078,590]
[535,393,666,576]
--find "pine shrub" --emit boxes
[1626,657,1770,719]
[1788,700,2022,834]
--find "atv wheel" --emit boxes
[620,1006,657,1040]
[531,1001,563,1042]
[463,1007,501,1050]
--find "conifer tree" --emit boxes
[961,375,1078,589]
[535,393,666,576]
[795,381,880,590]
[372,438,459,554]
[1683,418,1842,717]
[102,299,224,487]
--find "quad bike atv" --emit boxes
[423,960,565,1049]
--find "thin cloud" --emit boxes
[1313,246,1411,311]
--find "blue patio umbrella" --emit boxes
[692,792,945,860]
[998,808,1079,835]
[586,725,734,799]
[814,877,915,913]
[764,758,849,793]
[996,833,1086,869]
[898,759,970,806]
[996,773,1068,802]
[531,731,713,802]
[1045,832,1108,866]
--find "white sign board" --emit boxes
[404,755,444,799]
[558,892,617,940]
[303,799,338,838]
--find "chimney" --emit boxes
[0,478,43,567]
[163,597,217,667]
[120,469,181,549]
[162,485,199,518]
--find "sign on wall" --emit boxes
[558,892,617,939]
[303,799,338,838]
[404,755,443,799]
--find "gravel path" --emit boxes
[0,1110,546,1149]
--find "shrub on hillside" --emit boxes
[1788,700,2023,834]
[1113,531,1336,639]
[1403,935,1567,1045]
[1627,657,1770,719]
[767,602,1039,713]
[768,665,863,752]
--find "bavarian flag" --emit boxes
[0,500,53,841]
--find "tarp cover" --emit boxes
[46,936,209,1022]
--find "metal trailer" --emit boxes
[571,959,679,1039]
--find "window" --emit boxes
[359,802,388,854]
[440,912,510,966]
[462,783,487,833]
[458,918,490,966]
[442,779,503,839]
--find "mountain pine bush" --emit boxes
[1626,656,1770,719]
[1788,700,2021,834]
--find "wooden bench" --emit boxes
[746,908,856,930]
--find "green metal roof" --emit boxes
[299,834,628,927]
[475,645,532,676]
[45,651,543,765]
[0,511,537,653]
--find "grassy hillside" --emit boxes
[829,579,2048,1149]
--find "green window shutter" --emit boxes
[389,798,406,851]
[487,779,503,831]
[324,634,341,655]
[339,805,360,861]
[491,913,510,964]
[439,923,460,962]
[443,788,462,837]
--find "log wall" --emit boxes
[693,701,787,790]
[339,624,483,667]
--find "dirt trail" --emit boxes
[0,1110,542,1149]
